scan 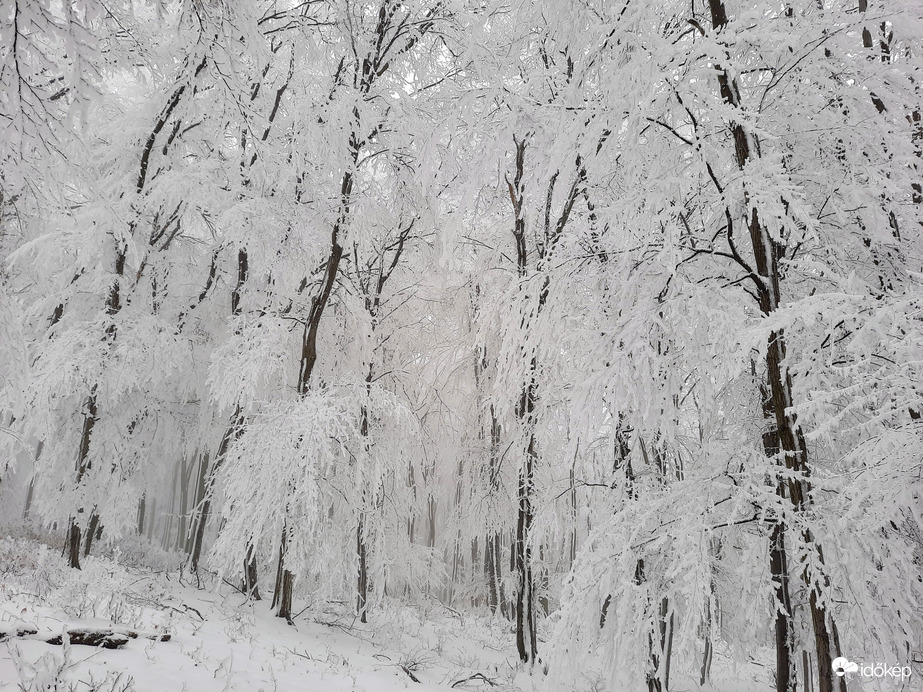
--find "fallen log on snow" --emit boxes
[0,625,170,649]
[0,625,39,641]
[45,629,131,649]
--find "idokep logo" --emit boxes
[832,658,858,676]
[832,656,913,681]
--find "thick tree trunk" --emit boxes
[84,512,100,556]
[271,528,294,622]
[243,543,261,600]
[706,3,842,690]
[65,393,99,569]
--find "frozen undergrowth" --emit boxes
[0,533,769,692]
[0,534,538,692]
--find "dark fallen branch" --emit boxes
[46,629,130,649]
[400,664,421,683]
[0,625,170,649]
[0,625,38,641]
[451,672,497,688]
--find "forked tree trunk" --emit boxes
[506,134,539,663]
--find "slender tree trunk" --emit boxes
[273,172,347,620]
[185,453,208,555]
[174,456,189,553]
[356,517,369,622]
[356,379,372,623]
[514,395,538,662]
[23,477,34,520]
[485,406,507,617]
[700,614,713,687]
[145,497,156,541]
[137,494,146,535]
[190,419,238,574]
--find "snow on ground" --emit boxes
[0,533,534,692]
[0,532,771,692]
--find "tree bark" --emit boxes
[190,420,238,574]
[243,543,261,600]
[137,494,146,535]
[706,3,842,690]
[65,392,99,569]
[84,511,100,556]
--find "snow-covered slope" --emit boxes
[0,535,533,692]
[0,534,774,691]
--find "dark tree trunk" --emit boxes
[84,512,100,556]
[356,518,369,623]
[66,393,99,570]
[243,543,261,600]
[174,456,189,553]
[271,528,294,623]
[185,452,209,554]
[507,134,538,664]
[137,494,146,535]
[271,0,442,623]
[356,368,373,622]
[23,476,34,520]
[706,2,842,690]
[190,418,238,574]
[66,521,82,570]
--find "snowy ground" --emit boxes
[0,531,773,692]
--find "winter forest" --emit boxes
[1,0,922,691]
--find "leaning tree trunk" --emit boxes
[188,246,248,576]
[273,174,347,621]
[706,2,842,690]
